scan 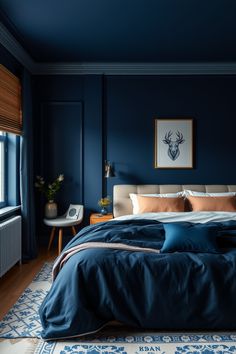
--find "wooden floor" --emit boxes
[0,247,57,320]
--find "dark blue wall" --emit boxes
[33,75,103,235]
[41,101,83,211]
[34,74,236,221]
[106,75,236,196]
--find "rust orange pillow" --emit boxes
[187,196,236,212]
[134,195,185,213]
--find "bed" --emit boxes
[39,184,236,340]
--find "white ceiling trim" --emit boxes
[1,21,236,76]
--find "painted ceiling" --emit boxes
[0,0,236,63]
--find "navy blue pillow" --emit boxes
[161,223,219,253]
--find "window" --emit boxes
[0,65,22,209]
[0,131,7,207]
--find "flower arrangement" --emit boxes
[35,174,64,202]
[98,196,112,215]
[98,196,112,208]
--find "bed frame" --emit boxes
[113,184,236,217]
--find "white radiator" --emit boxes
[0,216,22,277]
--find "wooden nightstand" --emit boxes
[90,213,113,225]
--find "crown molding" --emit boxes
[1,21,236,76]
[0,22,35,73]
[34,62,236,75]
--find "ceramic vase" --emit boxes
[45,200,57,219]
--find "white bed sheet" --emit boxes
[113,211,236,224]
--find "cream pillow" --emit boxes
[130,192,183,214]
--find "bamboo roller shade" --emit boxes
[0,64,22,135]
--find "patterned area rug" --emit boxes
[0,262,236,354]
[0,262,52,338]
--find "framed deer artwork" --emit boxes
[154,119,193,169]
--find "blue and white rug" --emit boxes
[0,262,53,338]
[1,262,236,353]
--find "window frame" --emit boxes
[0,133,8,208]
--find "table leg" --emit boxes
[71,226,77,236]
[58,228,63,255]
[48,226,56,251]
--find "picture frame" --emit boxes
[154,119,193,169]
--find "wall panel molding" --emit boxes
[2,20,236,76]
[40,101,84,205]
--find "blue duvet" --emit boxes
[39,219,236,340]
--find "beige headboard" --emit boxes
[113,184,236,217]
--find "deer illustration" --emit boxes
[163,131,185,161]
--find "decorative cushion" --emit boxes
[130,195,185,214]
[184,190,236,197]
[161,223,219,253]
[187,196,236,212]
[130,192,184,214]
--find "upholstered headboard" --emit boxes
[113,184,236,217]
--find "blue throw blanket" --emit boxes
[39,219,236,340]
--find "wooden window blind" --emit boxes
[0,64,22,135]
